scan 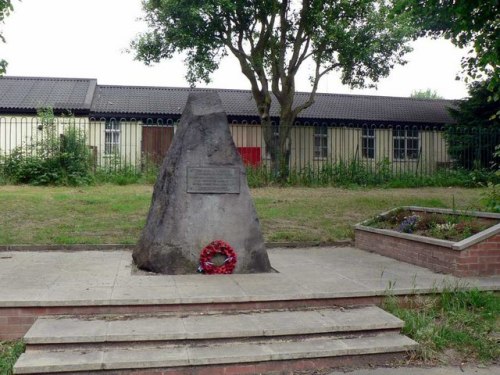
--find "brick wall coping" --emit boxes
[355,206,500,252]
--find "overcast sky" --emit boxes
[2,0,469,99]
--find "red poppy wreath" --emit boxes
[198,240,237,274]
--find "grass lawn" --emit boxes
[0,184,487,245]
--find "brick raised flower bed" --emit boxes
[355,207,500,277]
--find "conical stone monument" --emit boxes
[133,92,272,274]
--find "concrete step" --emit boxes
[14,332,418,374]
[24,306,404,345]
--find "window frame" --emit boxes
[393,128,420,161]
[313,125,328,159]
[104,119,121,156]
[362,127,376,159]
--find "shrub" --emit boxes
[1,108,93,185]
[245,160,499,189]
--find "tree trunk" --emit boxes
[260,100,296,184]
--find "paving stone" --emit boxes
[25,317,107,344]
[316,306,404,331]
[187,342,274,365]
[110,285,181,304]
[103,346,188,369]
[106,316,186,341]
[183,312,261,339]
[14,350,103,374]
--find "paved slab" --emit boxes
[0,247,498,307]
[24,306,403,344]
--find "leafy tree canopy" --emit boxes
[410,89,443,99]
[133,0,415,177]
[449,79,499,129]
[0,0,13,75]
[394,0,500,99]
[446,79,500,170]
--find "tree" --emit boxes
[132,0,414,179]
[394,0,500,100]
[445,79,500,170]
[0,0,14,75]
[410,89,443,99]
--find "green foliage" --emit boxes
[410,89,443,99]
[482,183,500,213]
[93,155,160,185]
[445,80,500,170]
[246,161,499,189]
[394,0,500,98]
[384,288,500,362]
[133,0,415,179]
[0,341,24,375]
[482,146,500,212]
[0,0,14,75]
[1,108,94,185]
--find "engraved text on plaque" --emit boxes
[187,167,240,194]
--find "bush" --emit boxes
[1,109,93,185]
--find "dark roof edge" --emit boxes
[87,113,452,128]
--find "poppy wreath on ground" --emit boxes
[198,240,237,274]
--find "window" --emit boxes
[393,128,419,160]
[105,119,120,155]
[362,128,375,159]
[314,126,328,159]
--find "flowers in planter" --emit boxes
[369,208,496,242]
[398,214,420,233]
[435,222,457,231]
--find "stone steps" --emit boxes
[15,333,416,374]
[14,306,418,374]
[23,306,403,345]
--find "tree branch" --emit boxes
[288,0,310,75]
[292,52,338,117]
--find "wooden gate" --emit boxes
[141,126,174,166]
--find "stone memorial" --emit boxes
[133,92,272,274]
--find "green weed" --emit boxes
[383,288,499,363]
[0,341,25,375]
[246,162,499,188]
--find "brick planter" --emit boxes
[355,207,500,277]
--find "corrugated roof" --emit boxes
[92,85,455,125]
[0,76,455,124]
[0,76,96,113]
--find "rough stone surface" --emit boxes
[133,92,271,274]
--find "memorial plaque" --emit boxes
[187,167,240,194]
